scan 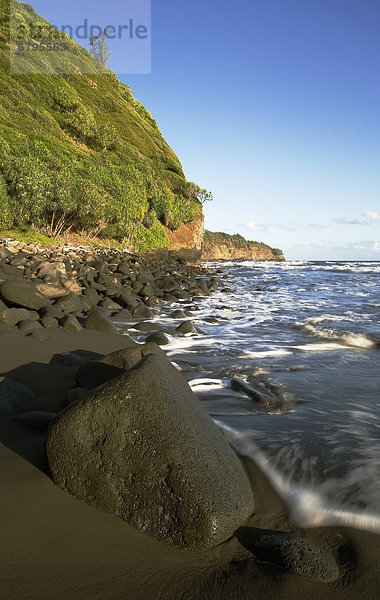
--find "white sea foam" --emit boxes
[217,422,380,533]
[302,323,375,348]
[238,349,293,358]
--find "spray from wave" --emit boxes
[298,321,377,349]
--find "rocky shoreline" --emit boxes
[0,238,226,338]
[0,238,379,599]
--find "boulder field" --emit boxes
[0,239,222,339]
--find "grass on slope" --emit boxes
[0,0,203,251]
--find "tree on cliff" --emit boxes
[188,182,213,205]
[89,29,111,67]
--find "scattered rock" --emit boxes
[145,331,170,345]
[60,315,83,332]
[0,279,51,310]
[40,316,59,329]
[100,297,122,310]
[169,310,187,319]
[55,293,84,315]
[17,319,43,333]
[231,378,281,408]
[0,307,31,326]
[28,330,51,342]
[176,321,197,335]
[132,305,154,319]
[119,291,139,309]
[236,527,343,583]
[51,352,91,367]
[35,282,68,299]
[84,307,118,334]
[112,309,132,320]
[0,377,35,412]
[133,321,163,332]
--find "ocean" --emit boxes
[119,260,380,534]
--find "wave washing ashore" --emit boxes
[119,260,380,534]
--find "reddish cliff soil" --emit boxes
[165,216,205,261]
[165,219,285,261]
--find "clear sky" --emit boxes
[28,1,380,259]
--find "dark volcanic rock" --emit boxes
[236,527,343,583]
[169,310,188,319]
[35,282,68,299]
[145,331,170,346]
[0,263,24,278]
[0,377,35,412]
[0,279,51,310]
[75,342,161,390]
[118,291,139,309]
[54,293,84,315]
[84,308,118,334]
[99,298,122,311]
[67,387,88,405]
[176,321,197,335]
[60,315,83,332]
[133,321,163,332]
[40,316,59,329]
[46,353,254,551]
[17,319,43,333]
[0,307,31,326]
[132,305,153,319]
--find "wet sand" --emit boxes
[0,329,379,600]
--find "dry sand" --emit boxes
[0,329,379,600]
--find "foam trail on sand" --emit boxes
[217,422,380,534]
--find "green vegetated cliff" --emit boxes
[202,231,285,261]
[0,0,203,251]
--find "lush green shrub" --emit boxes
[150,189,172,225]
[129,219,169,253]
[49,86,97,142]
[96,123,119,150]
[65,106,96,141]
[48,87,81,113]
[0,172,13,229]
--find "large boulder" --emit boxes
[0,279,51,310]
[46,353,254,551]
[75,342,163,390]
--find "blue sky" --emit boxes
[27,1,380,259]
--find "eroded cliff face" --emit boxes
[202,244,285,261]
[165,215,205,261]
[201,231,285,261]
[165,223,285,262]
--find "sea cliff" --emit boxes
[201,231,285,261]
[165,223,285,262]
